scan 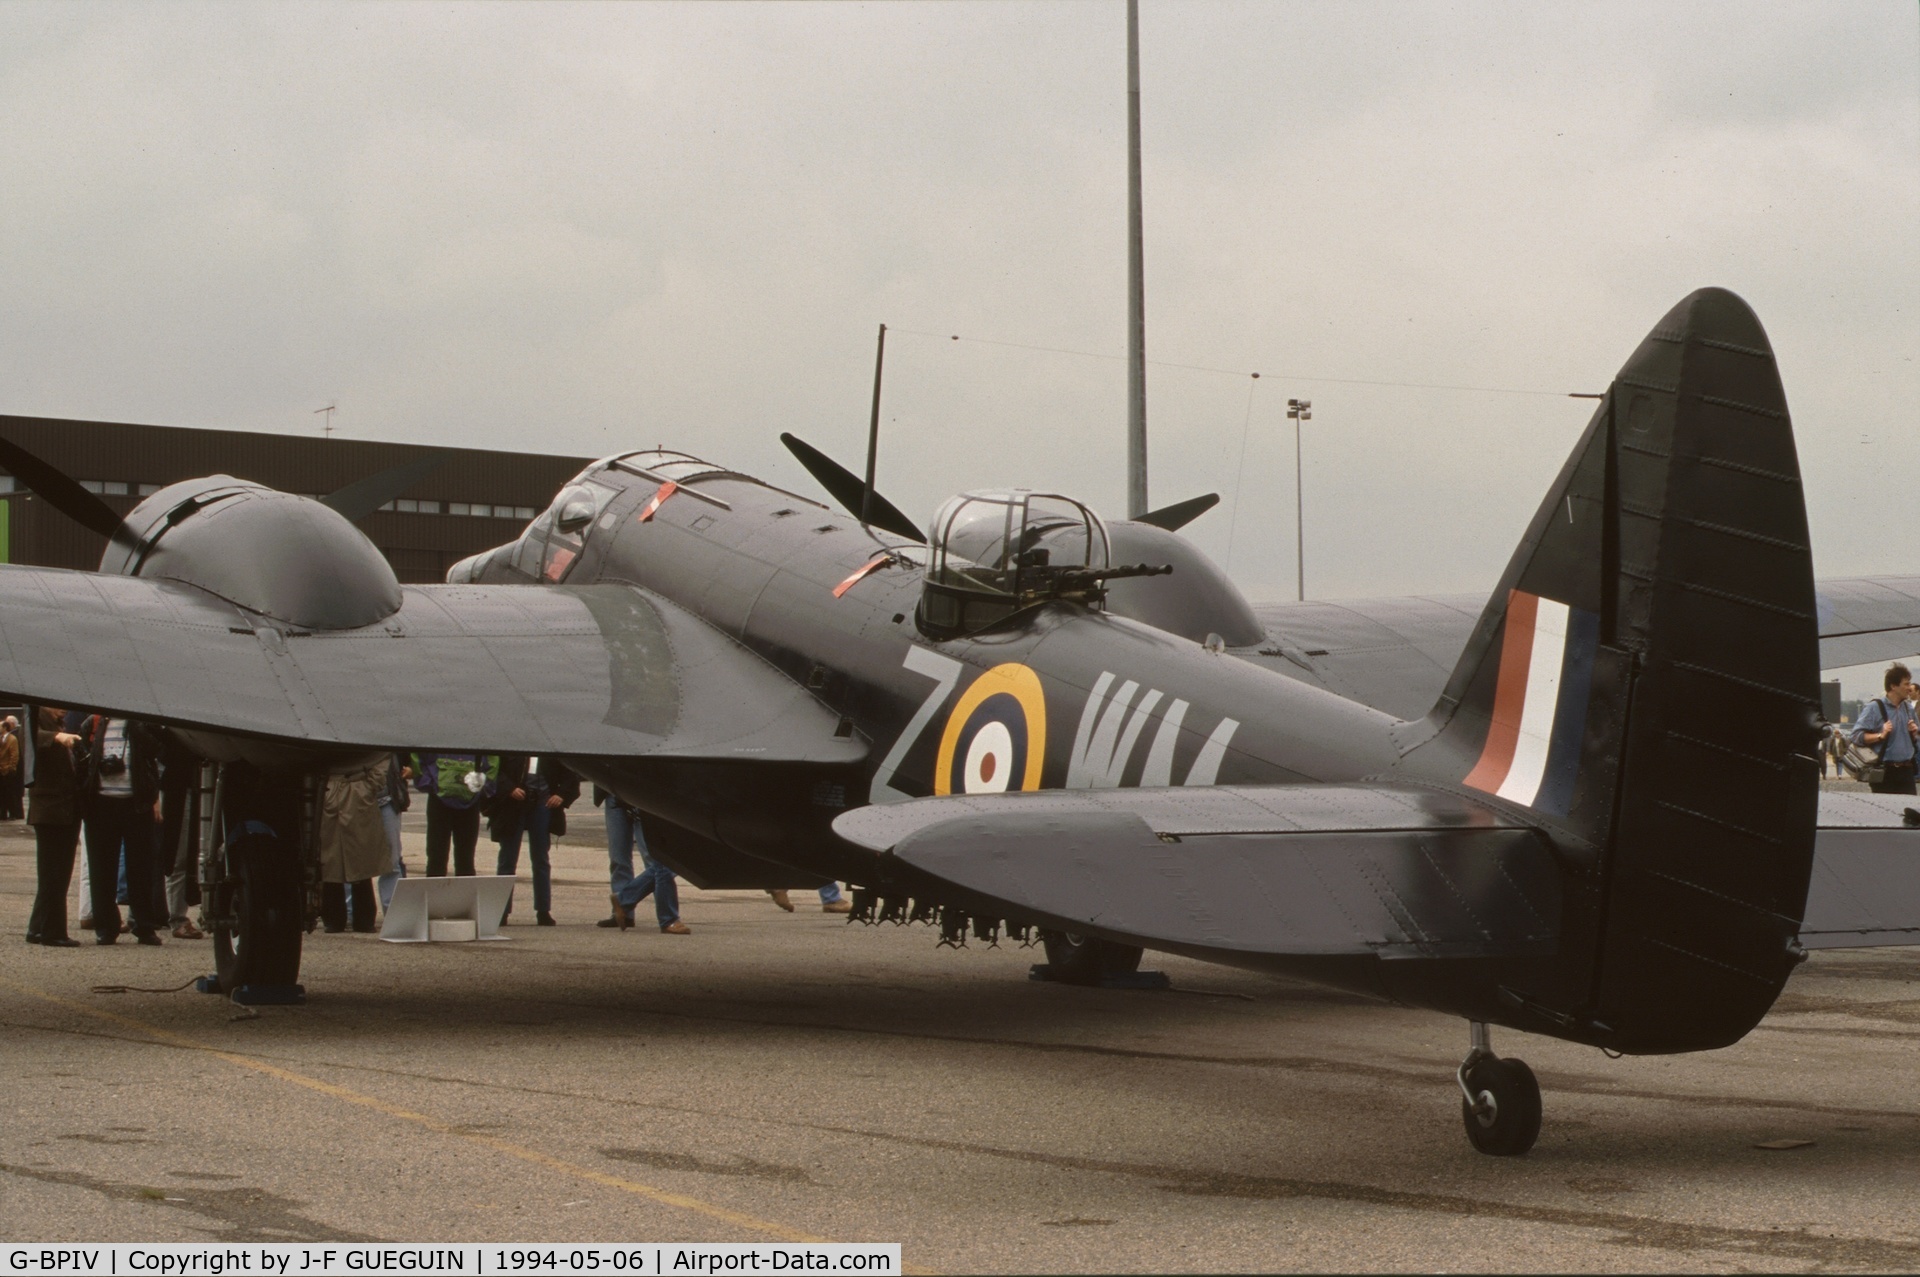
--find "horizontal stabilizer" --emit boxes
[1801,792,1920,949]
[0,565,864,761]
[834,785,1560,959]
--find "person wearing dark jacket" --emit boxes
[0,716,24,821]
[26,707,84,946]
[490,756,580,925]
[79,715,166,945]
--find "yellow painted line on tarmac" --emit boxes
[0,975,831,1244]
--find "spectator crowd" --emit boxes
[18,716,843,948]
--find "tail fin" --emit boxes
[1399,287,1820,1053]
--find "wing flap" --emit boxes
[0,565,862,761]
[836,785,1559,958]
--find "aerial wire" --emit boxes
[889,327,1583,399]
[1222,373,1259,573]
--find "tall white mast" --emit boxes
[1125,0,1148,518]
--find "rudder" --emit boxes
[1397,287,1820,1054]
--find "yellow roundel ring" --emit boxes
[934,663,1048,796]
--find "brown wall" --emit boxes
[0,414,594,583]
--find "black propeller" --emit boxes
[0,434,133,544]
[0,430,452,555]
[1134,492,1220,532]
[321,451,448,523]
[779,432,927,544]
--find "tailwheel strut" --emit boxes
[1457,1021,1542,1156]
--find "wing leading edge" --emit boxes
[834,784,1561,960]
[0,564,863,761]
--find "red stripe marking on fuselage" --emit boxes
[1463,588,1537,794]
[832,553,891,598]
[637,480,678,522]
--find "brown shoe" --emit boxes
[766,889,794,912]
[660,920,691,935]
[822,899,852,914]
[610,894,632,930]
[171,922,205,940]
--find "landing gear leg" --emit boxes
[1457,1021,1541,1156]
[202,762,307,1005]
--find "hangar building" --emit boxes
[0,413,593,583]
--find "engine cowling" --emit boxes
[99,477,402,631]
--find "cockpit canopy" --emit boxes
[919,490,1110,638]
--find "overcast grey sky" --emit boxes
[2,2,1916,685]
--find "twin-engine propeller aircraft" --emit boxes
[7,287,1920,1156]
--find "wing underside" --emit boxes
[0,565,862,761]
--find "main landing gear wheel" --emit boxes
[1458,1021,1542,1156]
[1039,931,1143,985]
[213,826,304,995]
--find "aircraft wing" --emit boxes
[1245,593,1484,720]
[834,784,1560,959]
[1249,575,1920,720]
[1801,792,1920,949]
[0,564,863,760]
[1813,576,1920,670]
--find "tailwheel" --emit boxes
[1457,1022,1542,1156]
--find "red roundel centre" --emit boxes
[980,754,997,783]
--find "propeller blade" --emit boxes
[1135,492,1220,532]
[778,432,926,544]
[0,433,133,543]
[321,452,449,524]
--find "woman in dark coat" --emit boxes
[25,706,83,946]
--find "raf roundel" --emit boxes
[934,663,1049,796]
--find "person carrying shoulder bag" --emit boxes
[1851,663,1920,796]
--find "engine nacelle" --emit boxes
[99,477,402,631]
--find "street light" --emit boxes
[1287,398,1312,601]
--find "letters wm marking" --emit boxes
[1068,671,1237,789]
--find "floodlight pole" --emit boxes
[1125,0,1148,518]
[1288,398,1312,600]
[863,323,887,526]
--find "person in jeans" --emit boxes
[26,707,83,946]
[595,786,689,935]
[766,883,853,914]
[80,715,165,945]
[1852,663,1920,795]
[159,733,204,940]
[377,755,411,911]
[408,752,498,876]
[491,756,580,925]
